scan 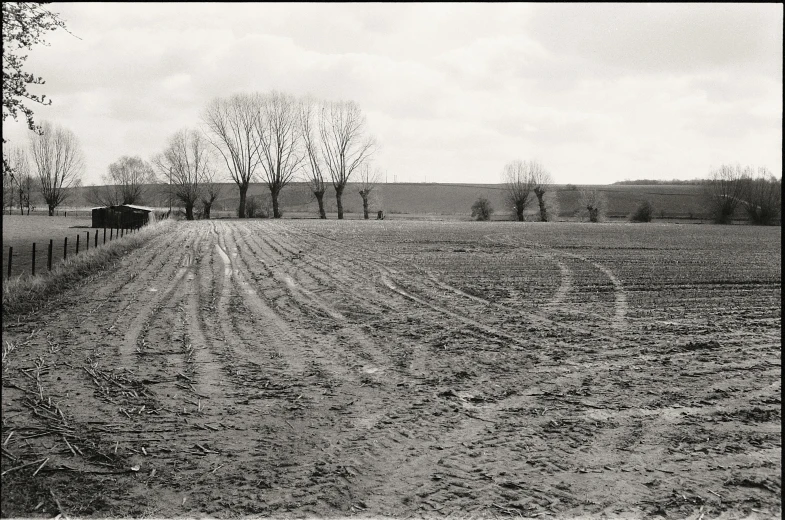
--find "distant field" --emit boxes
[54,182,719,221]
[1,215,130,278]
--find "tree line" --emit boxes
[470,160,780,225]
[2,92,382,221]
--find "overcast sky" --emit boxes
[3,3,782,185]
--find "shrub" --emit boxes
[245,195,267,218]
[630,200,654,222]
[471,197,494,221]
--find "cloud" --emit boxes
[3,3,781,187]
[525,4,783,79]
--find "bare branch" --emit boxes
[318,100,376,219]
[28,121,84,215]
[202,93,262,217]
[254,91,304,218]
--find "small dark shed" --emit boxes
[92,204,153,229]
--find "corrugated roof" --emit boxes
[111,204,154,212]
[121,204,154,212]
[91,204,155,212]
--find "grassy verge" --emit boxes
[2,218,175,318]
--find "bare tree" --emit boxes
[2,151,16,214]
[202,93,261,218]
[18,168,34,215]
[254,91,303,218]
[86,155,156,207]
[502,160,537,221]
[28,121,84,216]
[742,167,781,225]
[319,100,376,219]
[199,170,223,220]
[530,162,553,222]
[579,187,607,223]
[300,97,328,219]
[153,129,211,220]
[703,164,751,224]
[4,145,33,214]
[357,163,381,220]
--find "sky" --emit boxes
[3,3,782,186]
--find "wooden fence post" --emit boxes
[64,237,68,261]
[48,240,53,271]
[103,228,106,245]
[76,234,80,255]
[7,247,12,280]
[32,243,36,277]
[110,228,113,241]
[85,231,89,251]
[94,230,98,248]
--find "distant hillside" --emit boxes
[56,182,714,220]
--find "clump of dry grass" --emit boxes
[2,219,175,317]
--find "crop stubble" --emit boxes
[1,220,780,518]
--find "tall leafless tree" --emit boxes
[254,91,303,218]
[502,160,537,221]
[319,100,376,219]
[203,93,261,218]
[530,162,553,222]
[4,145,33,214]
[703,164,751,224]
[153,129,211,221]
[28,121,84,216]
[17,167,34,215]
[357,163,381,220]
[299,97,328,219]
[86,155,156,207]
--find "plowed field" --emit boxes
[1,220,780,518]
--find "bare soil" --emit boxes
[1,220,780,518]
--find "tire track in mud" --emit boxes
[70,229,184,327]
[223,222,537,512]
[214,223,309,376]
[216,221,453,508]
[118,228,205,371]
[491,233,628,332]
[235,223,404,381]
[285,224,617,352]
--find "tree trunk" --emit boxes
[271,188,281,219]
[185,204,194,221]
[48,204,55,216]
[516,205,524,222]
[315,191,326,219]
[336,185,345,220]
[361,193,369,219]
[203,203,211,220]
[536,192,548,222]
[238,184,249,218]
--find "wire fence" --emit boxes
[4,225,143,281]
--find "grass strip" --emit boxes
[2,219,175,318]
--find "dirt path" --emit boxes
[1,220,780,518]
